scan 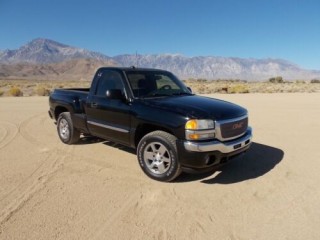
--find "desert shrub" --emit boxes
[195,84,206,94]
[0,90,4,96]
[217,87,228,93]
[311,79,320,83]
[9,87,23,96]
[196,79,208,83]
[227,84,249,94]
[36,86,50,96]
[269,76,284,83]
[295,80,306,84]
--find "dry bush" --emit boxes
[9,86,23,96]
[227,84,250,94]
[0,82,7,87]
[36,86,51,96]
[1,79,319,97]
[311,79,320,83]
[295,80,306,84]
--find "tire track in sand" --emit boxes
[0,113,76,225]
[1,111,137,229]
[16,112,114,170]
[66,191,140,240]
[0,147,72,225]
[18,113,52,150]
[0,121,19,151]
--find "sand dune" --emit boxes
[1,94,320,240]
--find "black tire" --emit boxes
[57,112,80,144]
[137,130,181,182]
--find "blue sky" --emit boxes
[0,0,319,70]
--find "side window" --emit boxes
[155,74,180,90]
[96,70,124,96]
[126,73,157,97]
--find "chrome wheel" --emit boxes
[143,142,171,174]
[137,130,181,181]
[57,112,80,144]
[58,118,70,140]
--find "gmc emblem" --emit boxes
[232,122,244,130]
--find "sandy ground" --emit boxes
[0,94,320,240]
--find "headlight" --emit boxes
[185,119,214,130]
[185,119,215,140]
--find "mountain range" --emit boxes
[1,38,319,81]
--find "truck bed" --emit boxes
[52,88,89,98]
[49,88,90,120]
[55,87,90,92]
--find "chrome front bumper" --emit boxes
[184,127,252,153]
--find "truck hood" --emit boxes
[140,95,247,120]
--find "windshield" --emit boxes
[125,70,192,98]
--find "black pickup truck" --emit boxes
[49,67,252,181]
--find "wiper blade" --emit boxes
[142,92,193,98]
[143,93,171,98]
[172,92,193,96]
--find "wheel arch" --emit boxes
[134,123,175,148]
[54,105,74,120]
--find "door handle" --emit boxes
[91,102,98,108]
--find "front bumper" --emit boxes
[177,128,252,170]
[184,127,252,153]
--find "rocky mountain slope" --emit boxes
[114,54,320,80]
[0,58,116,81]
[1,38,319,81]
[0,38,111,64]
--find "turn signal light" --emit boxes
[185,120,198,130]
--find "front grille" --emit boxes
[220,117,248,139]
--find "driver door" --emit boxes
[86,69,131,145]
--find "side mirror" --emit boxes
[187,87,192,93]
[106,89,124,100]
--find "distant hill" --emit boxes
[1,38,320,81]
[0,58,116,81]
[0,38,112,64]
[114,54,320,81]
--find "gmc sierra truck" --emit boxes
[48,67,252,181]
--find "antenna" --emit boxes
[135,51,138,67]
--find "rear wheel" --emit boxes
[57,112,80,144]
[137,131,181,182]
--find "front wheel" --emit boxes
[137,131,181,182]
[57,112,80,144]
